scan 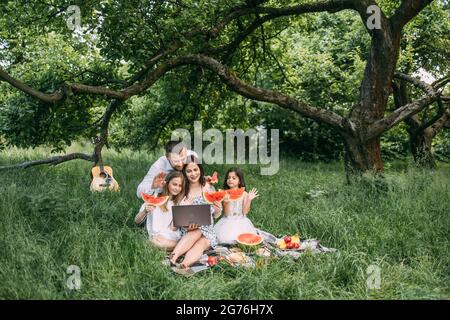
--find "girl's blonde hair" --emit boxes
[159,171,185,212]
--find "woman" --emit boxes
[169,155,222,268]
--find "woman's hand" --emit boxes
[248,188,259,201]
[186,224,199,231]
[212,200,223,215]
[145,204,155,213]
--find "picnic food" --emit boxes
[141,193,170,206]
[276,234,301,250]
[209,171,219,184]
[225,187,245,201]
[256,247,271,258]
[203,190,227,204]
[207,256,218,266]
[226,252,248,264]
[236,233,263,246]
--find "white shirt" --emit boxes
[146,200,181,241]
[136,149,198,199]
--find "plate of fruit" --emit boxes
[275,235,301,250]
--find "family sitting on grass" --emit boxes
[134,140,259,269]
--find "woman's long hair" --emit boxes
[223,167,246,189]
[182,155,206,197]
[159,171,185,212]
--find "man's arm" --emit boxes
[136,157,166,198]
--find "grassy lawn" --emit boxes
[0,145,449,299]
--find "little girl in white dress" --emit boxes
[146,199,181,242]
[214,167,259,244]
[137,171,185,250]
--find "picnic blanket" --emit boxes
[168,229,337,276]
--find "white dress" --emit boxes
[214,197,257,245]
[146,200,181,241]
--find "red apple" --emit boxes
[207,256,218,266]
[284,236,291,243]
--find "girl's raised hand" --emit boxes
[248,188,259,200]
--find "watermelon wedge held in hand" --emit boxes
[225,187,245,201]
[209,171,219,184]
[203,190,227,204]
[141,192,169,206]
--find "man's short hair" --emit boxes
[165,140,185,154]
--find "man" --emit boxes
[136,140,198,198]
[135,140,198,225]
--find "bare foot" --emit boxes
[169,253,178,266]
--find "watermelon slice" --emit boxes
[225,187,245,201]
[209,171,219,184]
[236,233,263,246]
[141,192,169,206]
[203,190,227,204]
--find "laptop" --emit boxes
[172,204,212,227]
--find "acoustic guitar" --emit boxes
[90,164,120,192]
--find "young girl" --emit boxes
[214,167,259,244]
[169,155,222,268]
[136,171,185,250]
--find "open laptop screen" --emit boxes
[172,204,212,227]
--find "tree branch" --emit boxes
[390,0,434,30]
[1,0,357,105]
[1,52,348,131]
[209,0,354,38]
[169,54,347,130]
[418,97,446,131]
[0,152,94,170]
[433,76,450,90]
[0,68,64,103]
[429,105,450,137]
[392,80,421,129]
[368,91,440,139]
[392,72,449,132]
[205,0,355,57]
[427,95,449,134]
[394,72,436,96]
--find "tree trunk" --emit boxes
[92,136,105,167]
[343,17,400,179]
[342,132,384,180]
[409,128,435,168]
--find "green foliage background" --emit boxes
[1,1,449,161]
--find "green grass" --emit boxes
[0,145,449,299]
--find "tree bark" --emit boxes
[409,128,435,168]
[342,131,383,180]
